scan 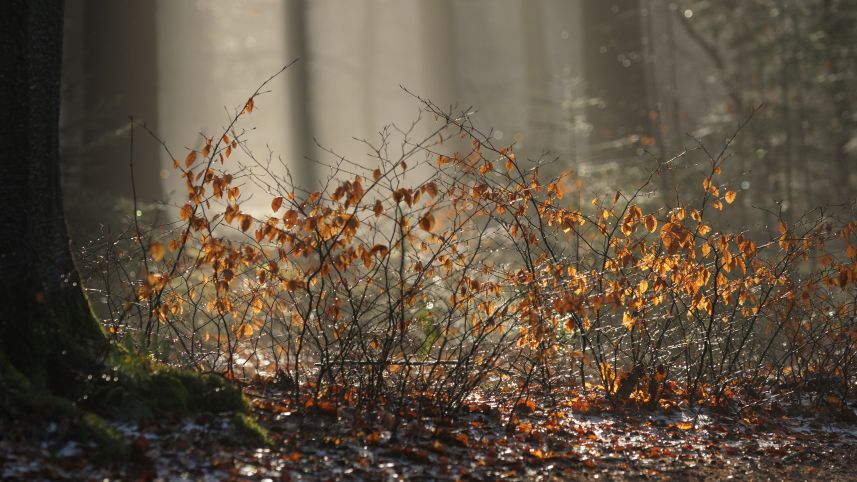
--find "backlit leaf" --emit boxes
[240,214,252,232]
[424,182,438,198]
[149,242,166,262]
[644,214,658,233]
[251,297,263,314]
[675,421,694,430]
[179,204,193,220]
[271,196,284,212]
[184,150,197,167]
[419,213,435,232]
[240,324,254,337]
[622,311,636,330]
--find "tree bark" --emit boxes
[0,0,108,394]
[0,3,249,440]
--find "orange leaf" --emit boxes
[271,196,284,212]
[240,215,252,232]
[283,209,298,228]
[149,242,166,262]
[372,168,382,181]
[370,244,389,258]
[228,187,240,202]
[724,191,737,204]
[244,97,255,113]
[251,297,263,314]
[419,213,435,232]
[644,214,657,233]
[179,204,193,221]
[184,150,197,167]
[622,311,636,330]
[424,182,438,198]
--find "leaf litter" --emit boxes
[3,383,857,480]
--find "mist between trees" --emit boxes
[61,1,857,241]
[64,1,857,416]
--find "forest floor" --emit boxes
[3,383,857,481]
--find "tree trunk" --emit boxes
[419,0,459,111]
[522,0,550,155]
[0,2,250,445]
[0,0,108,394]
[284,0,316,194]
[583,0,653,162]
[73,0,162,237]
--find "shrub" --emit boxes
[85,82,857,418]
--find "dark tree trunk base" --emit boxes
[0,0,266,460]
[0,275,262,460]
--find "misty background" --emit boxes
[59,0,857,244]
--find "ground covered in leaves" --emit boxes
[3,384,857,481]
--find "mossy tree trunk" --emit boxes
[0,0,110,395]
[0,2,259,449]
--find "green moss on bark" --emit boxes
[87,356,248,421]
[1,285,265,461]
[232,412,273,446]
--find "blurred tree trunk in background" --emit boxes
[417,0,466,178]
[821,0,857,199]
[583,0,654,164]
[419,0,459,111]
[521,0,552,157]
[284,0,316,195]
[640,0,677,205]
[63,0,162,239]
[50,0,856,243]
[361,1,378,141]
